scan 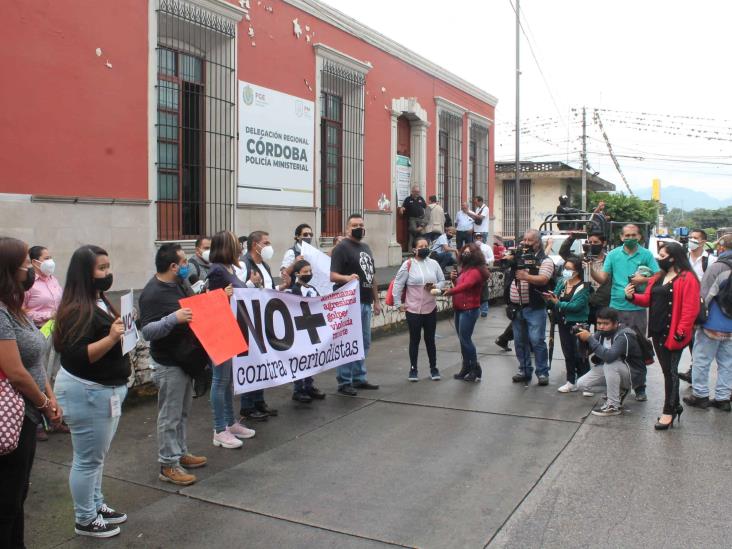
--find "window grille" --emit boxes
[320,60,365,236]
[502,179,531,238]
[156,0,236,241]
[469,124,489,200]
[438,111,462,218]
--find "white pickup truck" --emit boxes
[541,234,584,269]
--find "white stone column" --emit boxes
[410,119,429,194]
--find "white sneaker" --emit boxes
[228,422,256,440]
[557,382,578,393]
[212,430,243,449]
[582,391,595,397]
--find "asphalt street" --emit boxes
[27,307,732,549]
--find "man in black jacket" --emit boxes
[139,244,210,486]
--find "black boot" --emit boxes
[453,361,471,380]
[463,362,481,383]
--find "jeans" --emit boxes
[480,301,490,316]
[454,307,480,365]
[456,230,473,249]
[616,309,648,392]
[406,309,437,369]
[652,338,681,415]
[691,329,732,400]
[337,303,372,387]
[293,377,314,393]
[0,417,36,549]
[512,307,549,378]
[210,360,235,433]
[558,321,589,383]
[239,389,264,412]
[152,362,192,466]
[434,251,456,270]
[577,361,631,408]
[54,368,127,526]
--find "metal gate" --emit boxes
[156,0,236,241]
[438,111,462,217]
[502,179,531,239]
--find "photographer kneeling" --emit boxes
[575,308,644,416]
[507,229,555,386]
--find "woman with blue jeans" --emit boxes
[206,230,256,449]
[441,243,489,382]
[53,245,130,539]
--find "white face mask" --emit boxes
[688,240,700,252]
[202,249,211,263]
[39,259,56,276]
[260,245,274,261]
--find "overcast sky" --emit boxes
[323,0,732,201]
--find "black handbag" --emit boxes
[696,296,707,326]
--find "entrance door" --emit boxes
[396,116,411,251]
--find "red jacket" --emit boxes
[630,271,700,351]
[446,267,485,310]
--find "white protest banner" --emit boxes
[300,241,333,297]
[238,81,314,207]
[120,291,138,355]
[231,280,363,394]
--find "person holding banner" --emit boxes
[139,244,220,485]
[237,230,287,420]
[287,259,327,402]
[392,237,446,381]
[437,242,489,383]
[53,245,130,538]
[330,214,381,396]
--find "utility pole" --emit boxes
[581,106,587,211]
[514,0,521,243]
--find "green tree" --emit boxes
[588,192,659,244]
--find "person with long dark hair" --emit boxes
[0,237,62,548]
[24,244,67,440]
[626,242,700,430]
[53,245,130,538]
[439,242,489,382]
[544,256,590,393]
[206,231,256,449]
[392,237,446,381]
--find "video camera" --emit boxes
[570,322,591,335]
[675,226,690,247]
[581,242,604,261]
[502,245,539,275]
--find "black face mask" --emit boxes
[416,248,430,259]
[93,274,114,292]
[658,257,674,272]
[21,268,35,292]
[300,274,313,284]
[302,237,313,245]
[351,228,365,241]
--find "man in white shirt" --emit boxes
[454,201,474,249]
[430,226,458,270]
[469,196,489,242]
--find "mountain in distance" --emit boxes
[635,185,732,211]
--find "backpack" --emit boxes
[714,258,732,318]
[386,260,412,306]
[629,324,655,365]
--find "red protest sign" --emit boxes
[179,289,248,366]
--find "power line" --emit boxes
[593,109,634,195]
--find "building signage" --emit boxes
[238,81,314,206]
[396,155,412,204]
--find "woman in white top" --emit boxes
[392,237,446,382]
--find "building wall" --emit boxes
[494,176,562,238]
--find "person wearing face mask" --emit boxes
[575,308,643,416]
[436,242,490,382]
[139,244,216,486]
[187,237,211,286]
[24,245,66,439]
[287,259,327,402]
[0,237,63,548]
[678,230,717,383]
[392,237,446,381]
[281,224,314,281]
[626,242,699,430]
[508,229,556,386]
[53,245,130,538]
[592,223,659,400]
[544,257,590,393]
[237,230,287,421]
[330,214,381,396]
[560,232,611,326]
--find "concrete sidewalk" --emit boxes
[28,308,732,548]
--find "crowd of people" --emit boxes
[1,189,731,545]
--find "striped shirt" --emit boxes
[509,257,555,304]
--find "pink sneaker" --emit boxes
[212,429,243,449]
[228,422,256,440]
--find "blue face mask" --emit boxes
[562,269,575,280]
[177,264,190,279]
